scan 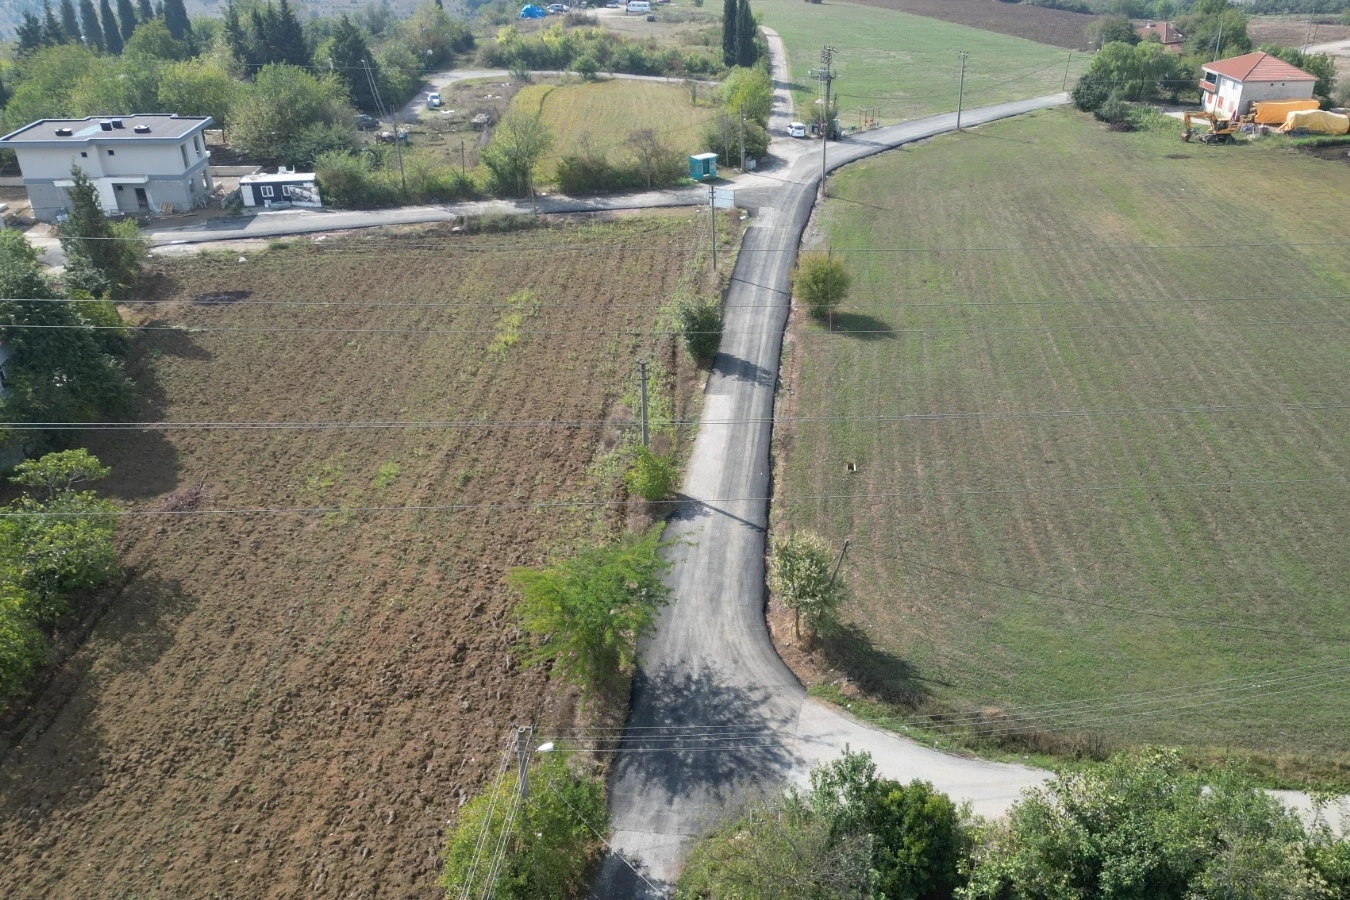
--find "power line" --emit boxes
[0,476,1341,519]
[539,770,666,898]
[7,401,1347,431]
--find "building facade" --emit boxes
[1200,52,1317,120]
[0,115,214,223]
[238,168,322,208]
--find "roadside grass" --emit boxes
[509,79,714,182]
[776,107,1350,787]
[757,0,1090,124]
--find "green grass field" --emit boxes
[510,79,712,181]
[757,0,1091,124]
[778,110,1350,784]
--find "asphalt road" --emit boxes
[595,76,1072,894]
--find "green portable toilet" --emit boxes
[689,153,718,181]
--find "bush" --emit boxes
[508,527,671,694]
[440,752,608,900]
[1072,69,1112,112]
[676,296,722,362]
[624,445,678,501]
[315,149,478,209]
[703,117,770,168]
[792,252,851,323]
[1094,94,1132,126]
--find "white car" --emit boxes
[788,121,807,138]
[426,92,442,108]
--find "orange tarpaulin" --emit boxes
[1250,99,1319,125]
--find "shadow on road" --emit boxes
[666,493,764,532]
[620,664,802,805]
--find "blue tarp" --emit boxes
[520,4,545,17]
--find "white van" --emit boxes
[626,1,650,13]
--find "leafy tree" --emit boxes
[481,110,554,199]
[703,115,768,168]
[404,1,473,68]
[721,0,737,66]
[0,77,8,111]
[960,749,1326,899]
[624,445,678,501]
[735,0,758,68]
[792,251,851,324]
[0,44,100,132]
[440,752,607,899]
[116,0,137,40]
[625,128,682,189]
[768,530,845,640]
[1096,15,1140,46]
[100,0,124,54]
[59,0,82,44]
[162,0,191,40]
[0,231,133,435]
[721,65,773,126]
[676,295,722,362]
[508,527,671,694]
[229,64,354,165]
[65,54,162,117]
[10,449,112,500]
[79,0,104,50]
[0,582,47,702]
[42,2,67,46]
[1179,0,1251,58]
[1072,67,1111,112]
[57,167,146,300]
[123,17,190,59]
[17,12,46,54]
[157,58,236,134]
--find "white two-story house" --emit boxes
[0,114,214,222]
[1199,52,1317,121]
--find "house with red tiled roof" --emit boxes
[1135,21,1185,52]
[1199,52,1317,119]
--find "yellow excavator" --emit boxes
[1182,111,1237,144]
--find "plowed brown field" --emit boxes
[0,215,713,898]
[841,0,1100,49]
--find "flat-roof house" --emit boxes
[238,167,322,209]
[1200,52,1317,120]
[0,114,214,223]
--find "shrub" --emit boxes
[624,445,678,501]
[440,752,608,899]
[508,527,672,694]
[1094,94,1132,126]
[792,251,851,323]
[768,530,845,639]
[703,116,770,167]
[676,295,722,362]
[1072,69,1111,112]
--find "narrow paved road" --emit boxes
[594,60,1072,891]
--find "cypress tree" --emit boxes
[100,0,123,53]
[137,0,153,18]
[328,16,380,111]
[721,0,737,67]
[735,0,757,67]
[41,1,67,45]
[60,0,82,42]
[223,1,250,66]
[79,0,104,50]
[116,0,137,40]
[272,0,309,67]
[17,12,45,53]
[162,0,191,40]
[0,76,9,110]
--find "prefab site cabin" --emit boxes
[238,168,321,208]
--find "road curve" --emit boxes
[594,60,1071,896]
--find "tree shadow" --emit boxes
[816,623,942,708]
[830,311,896,340]
[613,664,802,807]
[710,352,776,388]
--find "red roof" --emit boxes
[1202,52,1316,83]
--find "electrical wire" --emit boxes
[539,770,667,898]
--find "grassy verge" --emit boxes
[773,107,1350,790]
[757,0,1090,123]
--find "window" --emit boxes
[260,185,274,198]
[193,136,201,155]
[281,185,293,198]
[107,149,115,156]
[181,144,189,167]
[80,151,87,158]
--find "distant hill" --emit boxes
[1,0,464,41]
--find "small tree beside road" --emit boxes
[793,251,851,327]
[481,110,554,200]
[676,295,722,363]
[768,530,845,641]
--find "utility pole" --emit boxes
[365,58,406,197]
[515,725,533,800]
[739,108,746,171]
[956,51,968,131]
[460,139,466,179]
[828,538,850,589]
[638,361,649,448]
[1062,50,1073,91]
[819,45,836,187]
[708,183,717,274]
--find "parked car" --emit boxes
[357,114,380,131]
[626,0,650,12]
[788,121,807,138]
[546,2,567,11]
[605,1,620,6]
[520,4,545,18]
[376,129,409,144]
[426,92,442,108]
